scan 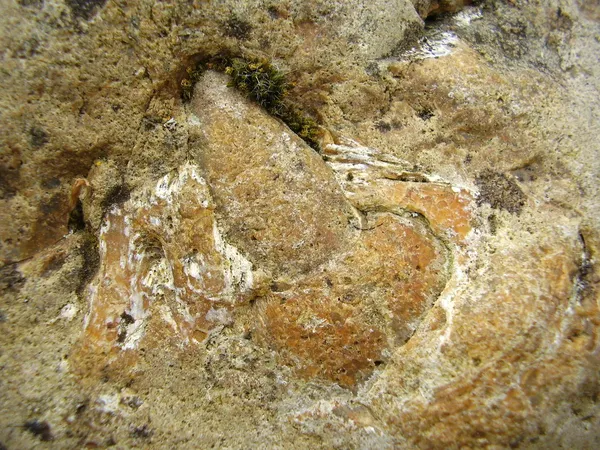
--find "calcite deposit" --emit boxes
[1,0,599,449]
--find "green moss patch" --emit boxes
[181,56,321,151]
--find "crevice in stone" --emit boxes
[68,199,86,232]
[0,263,26,293]
[76,232,100,295]
[422,1,481,22]
[575,230,595,304]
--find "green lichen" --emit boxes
[181,64,206,101]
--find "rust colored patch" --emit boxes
[347,179,473,244]
[262,295,386,387]
[257,214,449,387]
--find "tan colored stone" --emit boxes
[189,71,356,277]
[2,0,600,448]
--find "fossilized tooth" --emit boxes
[72,69,474,388]
[188,70,358,278]
[323,139,474,246]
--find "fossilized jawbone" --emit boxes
[71,71,473,388]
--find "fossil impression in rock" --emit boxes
[72,71,473,388]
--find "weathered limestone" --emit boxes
[73,72,467,389]
[0,0,425,267]
[1,1,599,449]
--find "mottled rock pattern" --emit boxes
[0,0,424,266]
[73,72,462,389]
[1,0,600,449]
[257,212,450,386]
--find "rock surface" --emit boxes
[1,0,600,449]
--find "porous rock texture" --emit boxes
[1,0,599,449]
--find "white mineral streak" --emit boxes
[82,285,96,329]
[324,138,409,167]
[322,139,442,188]
[121,284,148,350]
[398,7,482,62]
[182,256,213,296]
[128,233,142,266]
[82,216,112,332]
[98,215,111,256]
[123,319,146,350]
[158,304,178,333]
[119,164,208,346]
[163,117,177,131]
[47,302,80,325]
[172,293,195,336]
[96,394,121,414]
[299,314,328,332]
[123,214,131,236]
[205,307,233,325]
[60,303,78,321]
[182,257,203,283]
[142,258,175,294]
[212,221,254,298]
[147,163,256,303]
[437,264,465,349]
[403,31,458,60]
[152,162,206,204]
[293,399,336,420]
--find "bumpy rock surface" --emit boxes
[1,1,599,449]
[72,71,462,390]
